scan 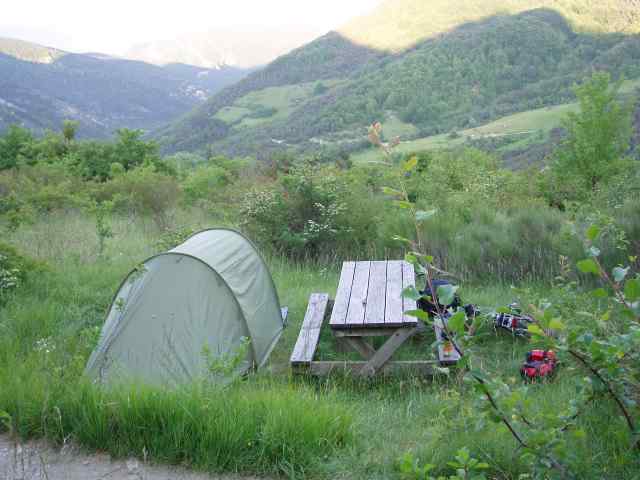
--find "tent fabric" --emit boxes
[85,229,284,386]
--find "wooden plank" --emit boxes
[344,337,376,359]
[306,360,436,377]
[359,326,421,377]
[344,261,371,327]
[290,293,329,366]
[364,261,387,326]
[333,328,395,337]
[329,262,356,328]
[433,316,462,366]
[401,262,419,326]
[385,260,404,326]
[333,322,426,337]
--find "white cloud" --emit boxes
[1,0,383,54]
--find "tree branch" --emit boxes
[568,349,637,445]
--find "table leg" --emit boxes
[344,337,376,359]
[359,326,421,377]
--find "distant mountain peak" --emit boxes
[125,27,324,69]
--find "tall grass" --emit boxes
[0,214,355,476]
[0,366,353,475]
[2,212,640,478]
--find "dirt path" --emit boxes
[0,434,264,480]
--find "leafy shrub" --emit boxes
[452,205,579,281]
[0,164,85,220]
[153,225,197,252]
[0,125,33,170]
[240,161,383,259]
[182,156,247,208]
[0,242,39,303]
[99,165,181,229]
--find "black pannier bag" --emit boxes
[417,279,461,316]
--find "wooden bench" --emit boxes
[290,293,330,369]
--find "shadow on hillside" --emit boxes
[159,8,640,156]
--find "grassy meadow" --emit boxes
[1,210,639,479]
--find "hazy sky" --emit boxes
[1,0,383,54]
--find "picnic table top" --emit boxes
[329,260,418,330]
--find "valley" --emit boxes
[0,38,250,138]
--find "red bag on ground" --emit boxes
[520,350,557,380]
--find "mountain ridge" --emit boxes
[339,0,640,52]
[0,36,64,63]
[159,1,640,157]
[0,37,250,138]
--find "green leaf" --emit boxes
[393,200,413,209]
[591,288,608,299]
[447,311,466,336]
[612,266,629,283]
[403,156,418,172]
[624,278,640,302]
[415,209,436,223]
[436,284,458,306]
[402,286,422,301]
[586,224,600,242]
[528,324,545,336]
[404,253,418,265]
[405,309,429,321]
[381,186,402,197]
[468,369,490,383]
[549,318,565,331]
[391,235,411,245]
[577,258,599,275]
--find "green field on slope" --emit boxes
[352,77,640,164]
[214,79,345,129]
[352,103,578,163]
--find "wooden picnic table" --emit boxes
[327,260,428,376]
[291,260,434,376]
[290,260,458,377]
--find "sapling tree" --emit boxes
[550,72,635,194]
[87,199,115,256]
[370,121,640,478]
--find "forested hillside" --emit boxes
[160,1,640,159]
[0,38,249,138]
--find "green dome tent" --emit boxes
[86,228,285,386]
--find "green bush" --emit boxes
[240,161,384,259]
[153,225,197,252]
[182,156,247,208]
[449,204,580,281]
[0,164,85,219]
[0,242,39,303]
[99,165,181,230]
